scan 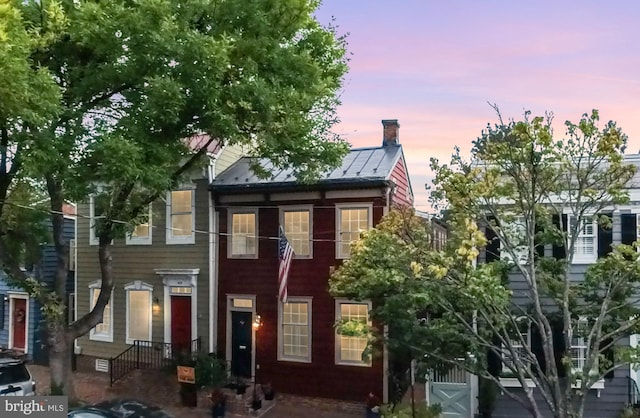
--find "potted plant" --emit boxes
[261,383,275,401]
[366,392,381,418]
[209,388,227,418]
[251,393,262,411]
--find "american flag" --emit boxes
[278,225,294,303]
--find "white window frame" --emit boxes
[68,292,76,324]
[571,317,590,375]
[569,215,597,264]
[89,281,113,342]
[166,188,196,245]
[228,208,259,259]
[335,299,372,367]
[124,280,153,344]
[501,216,529,265]
[279,205,313,259]
[335,203,373,259]
[126,205,153,245]
[89,195,103,246]
[278,297,312,363]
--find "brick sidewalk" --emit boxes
[28,364,363,418]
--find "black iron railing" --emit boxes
[110,337,202,386]
[629,377,640,407]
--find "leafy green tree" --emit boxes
[0,0,348,399]
[331,109,640,418]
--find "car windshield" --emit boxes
[0,364,29,385]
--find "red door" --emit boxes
[170,296,191,357]
[12,298,26,352]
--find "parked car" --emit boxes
[0,357,35,396]
[68,399,174,418]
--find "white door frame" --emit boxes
[226,294,257,381]
[8,293,29,353]
[154,269,199,354]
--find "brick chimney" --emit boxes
[382,119,399,146]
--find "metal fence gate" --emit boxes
[427,366,477,418]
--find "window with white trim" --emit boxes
[501,216,528,265]
[571,317,589,374]
[89,281,113,342]
[501,316,531,376]
[281,207,312,258]
[68,293,75,324]
[570,216,597,264]
[229,210,258,257]
[336,204,372,259]
[278,298,311,362]
[335,300,371,366]
[166,189,195,244]
[125,281,153,344]
[126,206,152,245]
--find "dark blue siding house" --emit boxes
[0,213,75,365]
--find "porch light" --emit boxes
[253,314,262,329]
[152,296,160,313]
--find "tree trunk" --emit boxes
[47,322,76,401]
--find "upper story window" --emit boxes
[570,216,597,264]
[229,209,258,258]
[281,207,312,258]
[278,298,312,363]
[501,216,528,265]
[126,205,152,245]
[89,281,113,343]
[336,204,372,259]
[166,189,195,244]
[335,300,372,366]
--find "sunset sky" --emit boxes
[315,0,640,211]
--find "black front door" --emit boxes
[231,311,252,378]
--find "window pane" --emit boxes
[338,303,369,363]
[171,191,192,214]
[172,214,192,236]
[339,208,369,257]
[91,289,110,335]
[232,213,256,255]
[132,223,149,238]
[284,210,310,256]
[282,302,309,359]
[128,290,150,341]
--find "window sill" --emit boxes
[166,237,195,245]
[89,334,113,343]
[572,379,605,397]
[499,377,536,389]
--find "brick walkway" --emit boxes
[28,364,362,418]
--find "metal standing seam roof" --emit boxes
[211,145,404,190]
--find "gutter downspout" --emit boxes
[208,156,218,353]
[382,183,393,403]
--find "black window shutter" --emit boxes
[487,335,502,377]
[621,213,637,246]
[597,212,613,258]
[600,338,615,379]
[0,295,4,330]
[485,217,500,262]
[552,214,568,260]
[531,323,547,375]
[552,320,567,378]
[534,222,545,259]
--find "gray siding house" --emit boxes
[479,155,640,418]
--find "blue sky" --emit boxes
[315,0,640,211]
